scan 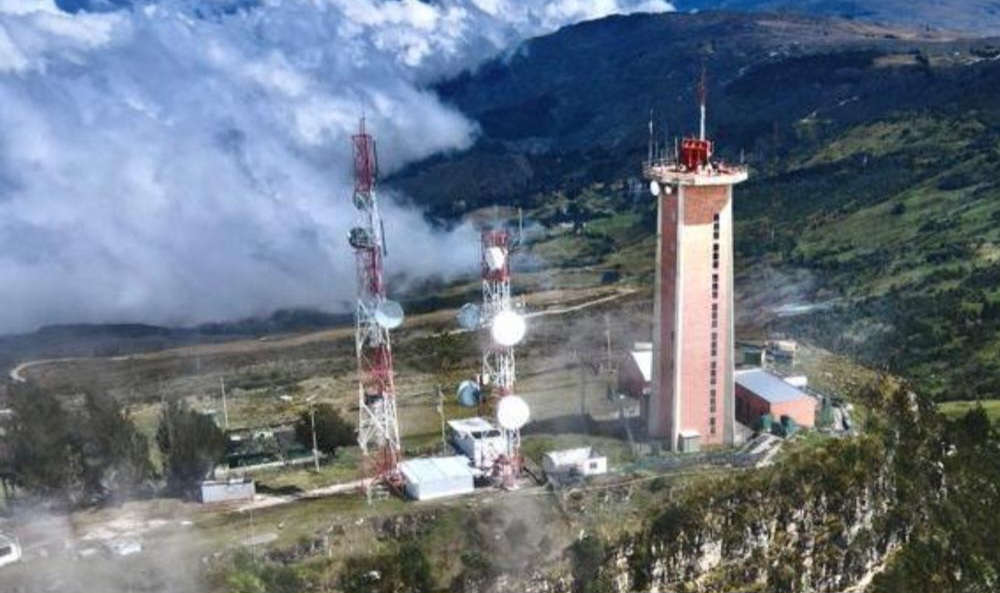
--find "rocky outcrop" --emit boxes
[603,436,906,593]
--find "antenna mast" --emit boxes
[647,109,654,162]
[698,66,707,142]
[480,228,523,488]
[349,117,402,490]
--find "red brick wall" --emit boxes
[650,190,678,440]
[651,183,734,447]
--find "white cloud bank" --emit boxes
[0,0,672,334]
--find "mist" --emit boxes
[0,0,673,336]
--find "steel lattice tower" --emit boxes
[481,229,514,397]
[348,118,401,484]
[480,229,522,486]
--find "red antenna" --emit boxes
[349,117,403,495]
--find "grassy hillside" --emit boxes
[747,111,1000,400]
[386,12,1000,402]
[678,0,1000,36]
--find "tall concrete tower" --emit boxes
[643,78,748,451]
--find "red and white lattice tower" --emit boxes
[480,229,522,487]
[348,117,402,485]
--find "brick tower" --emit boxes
[643,77,748,451]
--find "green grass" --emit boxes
[937,399,1000,421]
[253,448,363,491]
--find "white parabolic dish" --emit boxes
[456,303,480,330]
[374,300,405,329]
[491,310,526,346]
[485,246,506,271]
[497,395,530,430]
[649,180,661,196]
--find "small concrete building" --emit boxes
[735,368,816,429]
[542,447,608,484]
[0,534,21,569]
[765,340,797,362]
[399,456,476,501]
[678,429,702,453]
[447,417,507,470]
[200,478,256,504]
[619,343,653,400]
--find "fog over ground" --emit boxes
[0,0,673,335]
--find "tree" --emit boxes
[4,384,152,505]
[78,391,153,497]
[6,382,83,501]
[157,400,226,496]
[294,403,354,457]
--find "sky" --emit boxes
[0,0,673,335]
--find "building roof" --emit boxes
[543,447,596,466]
[736,369,811,404]
[399,456,475,485]
[630,350,653,383]
[447,417,500,437]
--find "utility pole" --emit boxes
[436,384,447,455]
[604,314,613,374]
[220,376,230,430]
[604,313,616,401]
[307,395,320,472]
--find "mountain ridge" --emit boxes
[392,11,1000,401]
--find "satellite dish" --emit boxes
[374,300,404,329]
[456,380,481,408]
[496,395,530,430]
[491,310,526,347]
[457,303,480,330]
[649,180,661,197]
[348,227,374,250]
[485,246,506,272]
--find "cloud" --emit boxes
[0,0,673,335]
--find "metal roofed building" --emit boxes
[735,368,816,428]
[399,456,476,501]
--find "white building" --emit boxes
[447,417,508,470]
[399,456,476,501]
[199,478,256,504]
[542,447,608,484]
[0,534,21,569]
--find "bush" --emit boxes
[341,542,433,593]
[570,535,610,593]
